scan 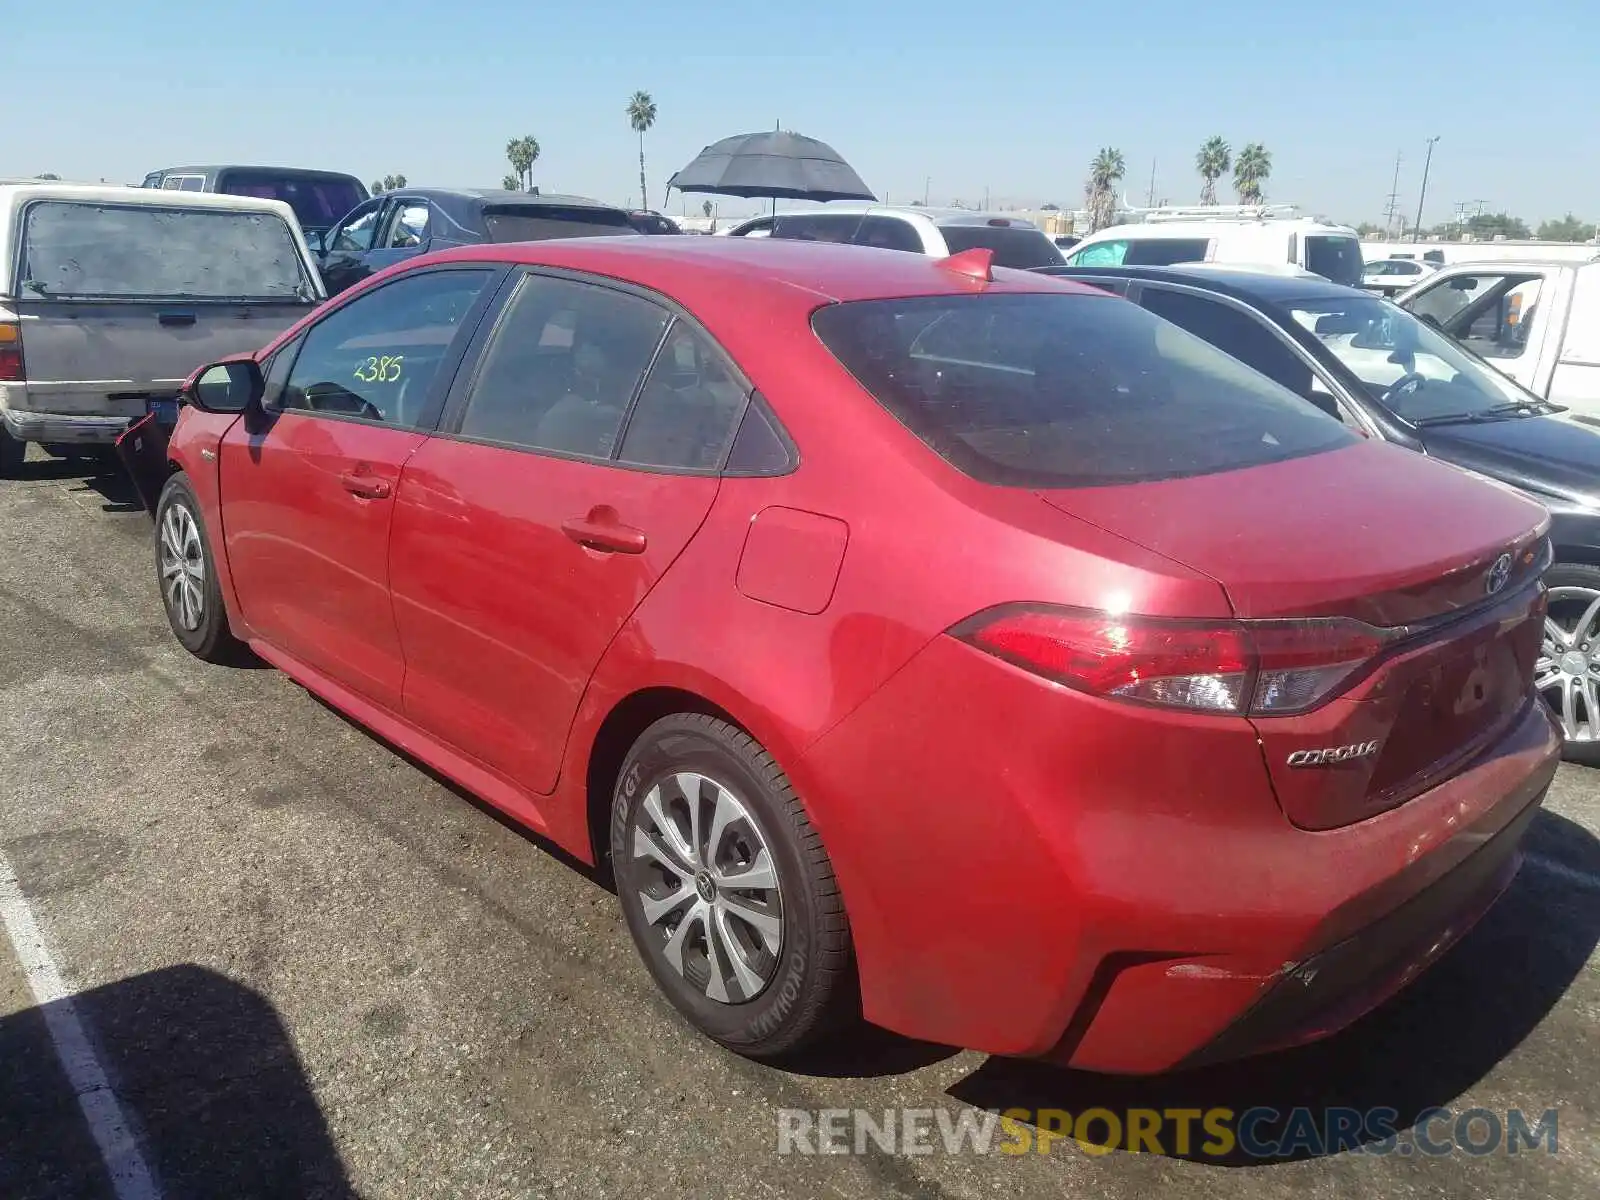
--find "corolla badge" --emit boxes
[1485,552,1514,595]
[1286,740,1381,767]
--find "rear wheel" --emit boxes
[611,713,856,1059]
[1535,563,1600,764]
[0,427,24,478]
[155,473,246,663]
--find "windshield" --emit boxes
[812,293,1353,488]
[18,201,315,301]
[217,170,366,232]
[939,225,1064,270]
[1288,295,1538,423]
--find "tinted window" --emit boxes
[725,399,794,475]
[261,333,303,409]
[855,216,924,254]
[938,225,1063,269]
[218,170,366,231]
[481,206,634,242]
[1123,237,1211,266]
[811,293,1353,488]
[1304,235,1363,286]
[771,214,862,243]
[277,269,492,427]
[18,202,312,301]
[458,276,669,457]
[618,322,747,470]
[330,202,383,252]
[1139,287,1317,400]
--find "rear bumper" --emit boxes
[795,635,1562,1074]
[1,407,130,446]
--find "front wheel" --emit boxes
[611,713,856,1059]
[1535,562,1600,764]
[155,473,246,663]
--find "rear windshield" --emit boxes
[811,293,1355,487]
[939,225,1064,270]
[483,206,634,242]
[18,201,314,301]
[1305,235,1363,286]
[217,170,366,231]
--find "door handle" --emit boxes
[339,471,392,500]
[562,510,647,554]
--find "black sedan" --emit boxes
[1038,262,1600,760]
[316,188,635,295]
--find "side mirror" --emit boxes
[188,360,264,414]
[304,229,326,255]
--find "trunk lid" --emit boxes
[1040,441,1551,828]
[12,299,309,421]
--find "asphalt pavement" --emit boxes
[0,451,1595,1199]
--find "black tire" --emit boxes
[611,713,856,1059]
[1538,562,1600,766]
[0,426,24,478]
[155,473,247,664]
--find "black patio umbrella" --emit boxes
[666,131,876,206]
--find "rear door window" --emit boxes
[616,322,748,470]
[1122,237,1211,266]
[854,216,924,254]
[481,206,634,242]
[456,275,669,458]
[1304,235,1363,285]
[811,293,1353,487]
[17,201,314,301]
[938,225,1063,269]
[382,201,431,248]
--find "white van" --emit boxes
[1063,206,1364,287]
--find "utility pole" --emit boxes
[924,176,930,206]
[1412,135,1439,243]
[1383,150,1402,236]
[1147,156,1157,207]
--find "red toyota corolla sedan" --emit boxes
[130,236,1561,1074]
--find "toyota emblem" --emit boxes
[1485,552,1514,595]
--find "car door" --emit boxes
[319,199,386,296]
[360,197,435,275]
[389,272,748,794]
[1401,269,1565,395]
[219,265,501,710]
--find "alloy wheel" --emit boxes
[159,503,207,632]
[1535,585,1600,742]
[629,770,784,1004]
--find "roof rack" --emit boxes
[1133,203,1302,223]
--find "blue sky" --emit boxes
[10,0,1595,225]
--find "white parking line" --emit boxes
[0,851,161,1200]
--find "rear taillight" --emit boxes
[0,322,22,382]
[952,604,1392,716]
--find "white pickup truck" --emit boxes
[1396,257,1600,421]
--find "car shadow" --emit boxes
[12,452,144,514]
[0,963,356,1198]
[945,809,1600,1164]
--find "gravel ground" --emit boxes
[0,452,1594,1200]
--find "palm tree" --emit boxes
[505,136,540,192]
[627,91,658,210]
[1195,136,1231,205]
[1233,143,1272,206]
[1084,147,1126,233]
